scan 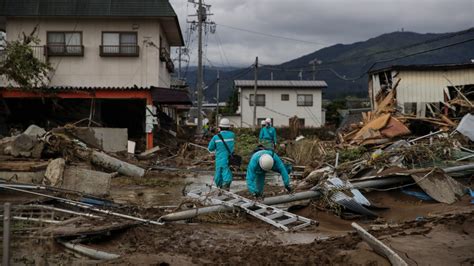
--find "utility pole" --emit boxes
[178,48,181,80]
[196,0,204,134]
[309,58,322,80]
[253,56,258,129]
[188,0,214,134]
[215,70,220,127]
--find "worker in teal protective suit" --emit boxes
[246,149,292,197]
[208,118,235,189]
[259,118,277,149]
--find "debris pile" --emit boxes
[339,83,472,146]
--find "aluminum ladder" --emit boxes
[188,189,317,231]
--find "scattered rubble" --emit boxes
[0,109,472,264]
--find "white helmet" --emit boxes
[259,154,274,171]
[260,120,266,126]
[219,118,231,128]
[265,118,272,124]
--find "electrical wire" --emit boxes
[258,37,474,81]
[216,23,329,46]
[215,31,232,68]
[257,31,474,73]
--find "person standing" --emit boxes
[246,149,292,198]
[208,118,235,189]
[259,118,277,149]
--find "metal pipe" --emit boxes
[159,190,322,222]
[444,163,474,173]
[160,163,474,222]
[408,130,444,143]
[24,204,101,218]
[0,186,163,225]
[60,241,120,260]
[456,154,474,161]
[0,215,61,224]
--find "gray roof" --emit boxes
[0,0,184,45]
[234,80,327,89]
[369,63,474,74]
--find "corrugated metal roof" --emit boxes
[369,63,474,74]
[234,80,327,88]
[0,0,177,17]
[39,86,152,91]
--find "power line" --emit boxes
[259,37,474,81]
[216,23,329,46]
[258,28,474,72]
[214,32,232,68]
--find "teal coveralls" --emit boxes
[259,126,277,149]
[246,150,291,197]
[208,130,235,188]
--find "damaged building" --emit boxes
[368,63,474,117]
[0,0,190,150]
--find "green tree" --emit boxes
[221,88,239,114]
[325,99,347,126]
[0,27,52,89]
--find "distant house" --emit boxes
[228,80,327,128]
[0,0,186,149]
[368,63,474,117]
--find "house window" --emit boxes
[100,32,139,57]
[249,94,265,106]
[281,94,289,101]
[46,32,83,56]
[297,94,313,106]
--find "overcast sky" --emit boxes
[169,0,474,67]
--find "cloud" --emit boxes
[170,0,474,66]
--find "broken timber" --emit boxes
[352,222,408,266]
[188,189,317,231]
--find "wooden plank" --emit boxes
[352,222,408,266]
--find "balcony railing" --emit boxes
[99,45,139,57]
[45,44,84,56]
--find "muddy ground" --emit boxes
[3,171,474,265]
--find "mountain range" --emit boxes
[180,28,474,102]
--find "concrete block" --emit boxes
[72,127,128,153]
[4,134,43,158]
[0,171,45,183]
[43,158,66,186]
[23,125,47,138]
[62,166,114,196]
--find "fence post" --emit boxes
[3,202,11,266]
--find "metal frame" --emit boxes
[46,31,84,56]
[100,31,139,57]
